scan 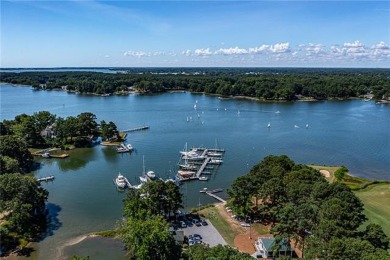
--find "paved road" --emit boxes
[182,219,227,247]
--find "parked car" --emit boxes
[180,221,187,228]
[241,223,250,227]
[193,234,202,239]
[201,220,208,226]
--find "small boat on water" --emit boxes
[199,176,208,181]
[306,124,309,128]
[115,173,127,189]
[267,122,271,128]
[200,188,208,193]
[294,125,300,128]
[42,152,51,158]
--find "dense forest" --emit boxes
[1,68,389,100]
[227,155,390,259]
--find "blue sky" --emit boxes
[1,1,389,67]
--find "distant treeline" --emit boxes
[1,68,389,100]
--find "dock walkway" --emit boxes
[121,125,149,133]
[196,157,211,178]
[205,191,226,203]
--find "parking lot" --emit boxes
[182,219,227,247]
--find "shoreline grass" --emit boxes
[354,183,390,237]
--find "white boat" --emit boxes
[306,124,309,128]
[275,110,281,114]
[115,173,127,188]
[147,171,156,180]
[126,144,133,150]
[178,170,195,177]
[294,125,300,128]
[199,176,208,181]
[42,152,51,158]
[207,151,223,157]
[210,159,223,164]
[199,187,208,193]
[178,163,197,170]
[267,122,271,128]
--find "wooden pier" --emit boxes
[37,176,55,182]
[196,157,211,178]
[205,189,226,203]
[121,125,149,133]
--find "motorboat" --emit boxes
[115,173,127,189]
[42,152,51,158]
[210,159,223,164]
[147,171,156,180]
[178,170,195,177]
[199,176,208,181]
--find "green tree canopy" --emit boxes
[0,135,34,172]
[0,173,48,237]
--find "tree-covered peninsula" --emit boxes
[1,111,120,152]
[1,68,389,101]
[227,155,390,259]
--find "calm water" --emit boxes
[1,83,389,259]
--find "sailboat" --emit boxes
[306,124,309,128]
[267,122,271,128]
[139,156,156,183]
[179,143,198,170]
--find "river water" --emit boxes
[0,83,389,259]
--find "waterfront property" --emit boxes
[254,237,294,258]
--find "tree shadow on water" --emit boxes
[39,203,63,241]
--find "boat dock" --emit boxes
[195,157,211,178]
[121,125,149,133]
[204,188,226,203]
[116,143,133,153]
[37,176,55,182]
[176,145,225,182]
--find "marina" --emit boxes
[177,145,225,182]
[1,84,389,260]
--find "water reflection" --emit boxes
[57,148,96,171]
[42,203,62,239]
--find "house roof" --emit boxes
[260,237,291,252]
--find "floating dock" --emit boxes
[204,189,226,203]
[37,176,55,182]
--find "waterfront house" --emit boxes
[254,237,293,259]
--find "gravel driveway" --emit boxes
[182,219,227,247]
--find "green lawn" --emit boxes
[199,205,237,246]
[354,183,390,237]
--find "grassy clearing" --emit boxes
[198,204,268,246]
[199,205,237,246]
[354,183,390,237]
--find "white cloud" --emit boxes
[182,50,192,56]
[343,40,364,48]
[270,42,290,53]
[215,46,248,55]
[194,48,213,56]
[248,45,270,54]
[371,41,390,59]
[305,44,324,56]
[123,51,149,58]
[121,40,389,66]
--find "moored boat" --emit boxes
[115,173,127,188]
